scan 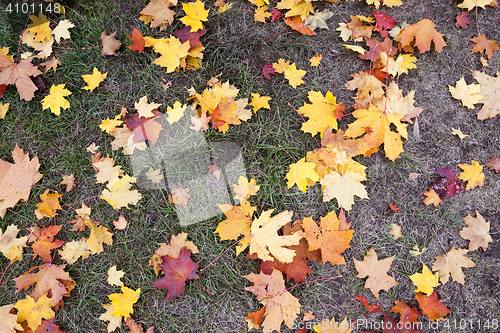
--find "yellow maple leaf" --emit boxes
[409,264,440,295]
[309,53,322,67]
[283,63,306,88]
[345,104,408,161]
[345,71,385,106]
[109,286,141,319]
[457,160,485,190]
[372,81,423,123]
[277,0,313,20]
[180,0,209,32]
[41,84,72,116]
[215,201,256,253]
[246,210,304,263]
[249,93,271,112]
[99,114,123,133]
[272,58,291,73]
[471,70,500,120]
[100,175,143,209]
[135,95,161,118]
[26,14,52,43]
[0,102,9,119]
[451,128,468,139]
[380,52,417,77]
[0,224,28,262]
[432,246,475,285]
[82,67,107,91]
[87,221,113,254]
[35,190,63,219]
[381,0,403,7]
[254,6,271,23]
[153,36,190,72]
[286,157,319,192]
[449,77,483,108]
[233,176,260,202]
[14,294,55,330]
[320,170,369,210]
[458,0,497,10]
[107,265,125,286]
[298,90,340,137]
[166,101,187,124]
[314,316,352,333]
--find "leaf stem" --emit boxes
[187,280,214,295]
[263,28,291,41]
[285,275,341,293]
[15,15,31,65]
[200,236,249,272]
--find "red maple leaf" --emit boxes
[270,9,283,22]
[34,319,66,333]
[258,242,313,283]
[31,225,65,263]
[0,84,7,98]
[359,37,397,62]
[127,28,145,53]
[373,11,397,38]
[432,167,463,200]
[153,248,199,300]
[262,63,276,80]
[172,27,207,49]
[415,292,450,322]
[455,11,473,29]
[123,109,163,144]
[354,295,381,314]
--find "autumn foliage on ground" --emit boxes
[0,0,499,332]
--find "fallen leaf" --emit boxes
[460,211,492,251]
[449,77,482,108]
[60,174,76,192]
[215,200,256,255]
[153,248,199,300]
[0,225,28,262]
[389,223,402,239]
[390,301,421,326]
[432,246,476,285]
[415,292,450,322]
[233,176,260,202]
[283,63,306,88]
[458,0,498,10]
[255,6,272,22]
[470,33,499,59]
[14,294,55,331]
[471,70,500,119]
[399,18,446,53]
[41,83,71,116]
[58,239,90,264]
[82,67,107,91]
[305,9,333,31]
[284,16,316,35]
[35,190,63,219]
[432,167,463,200]
[313,315,352,333]
[249,93,271,112]
[140,0,176,28]
[100,175,143,209]
[0,304,22,333]
[455,11,473,29]
[152,36,190,72]
[125,318,154,333]
[109,286,141,318]
[286,158,319,192]
[113,215,128,230]
[457,160,484,190]
[354,295,381,313]
[245,269,301,333]
[87,221,113,254]
[0,56,42,100]
[451,128,468,139]
[127,28,145,53]
[485,156,500,172]
[100,303,122,333]
[107,265,125,286]
[409,264,440,295]
[101,30,122,56]
[39,57,61,74]
[180,0,209,32]
[149,232,199,275]
[52,19,75,43]
[423,189,442,207]
[353,247,398,299]
[171,185,190,208]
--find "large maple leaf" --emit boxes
[14,263,74,305]
[149,232,199,275]
[141,0,176,28]
[345,104,408,161]
[432,246,475,285]
[415,292,450,322]
[109,286,141,318]
[297,90,342,137]
[215,200,256,255]
[459,211,492,251]
[245,269,301,333]
[242,210,303,263]
[0,145,43,218]
[471,70,500,119]
[14,294,55,331]
[0,56,43,100]
[353,247,398,299]
[399,19,447,53]
[302,210,353,266]
[31,225,65,262]
[153,248,199,300]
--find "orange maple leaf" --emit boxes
[399,19,447,53]
[127,28,145,53]
[415,291,450,322]
[302,210,353,266]
[284,16,316,35]
[35,190,63,219]
[14,263,74,305]
[30,225,65,263]
[470,34,499,59]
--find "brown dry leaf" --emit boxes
[353,247,398,299]
[141,0,176,28]
[472,70,500,119]
[345,71,385,107]
[125,318,154,333]
[485,156,500,172]
[389,223,403,239]
[113,215,128,230]
[244,269,301,333]
[39,57,61,74]
[171,185,190,208]
[459,211,492,251]
[470,33,499,59]
[60,174,76,192]
[432,246,475,285]
[101,30,122,56]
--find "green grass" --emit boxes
[1,0,500,332]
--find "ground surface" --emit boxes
[0,0,499,332]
